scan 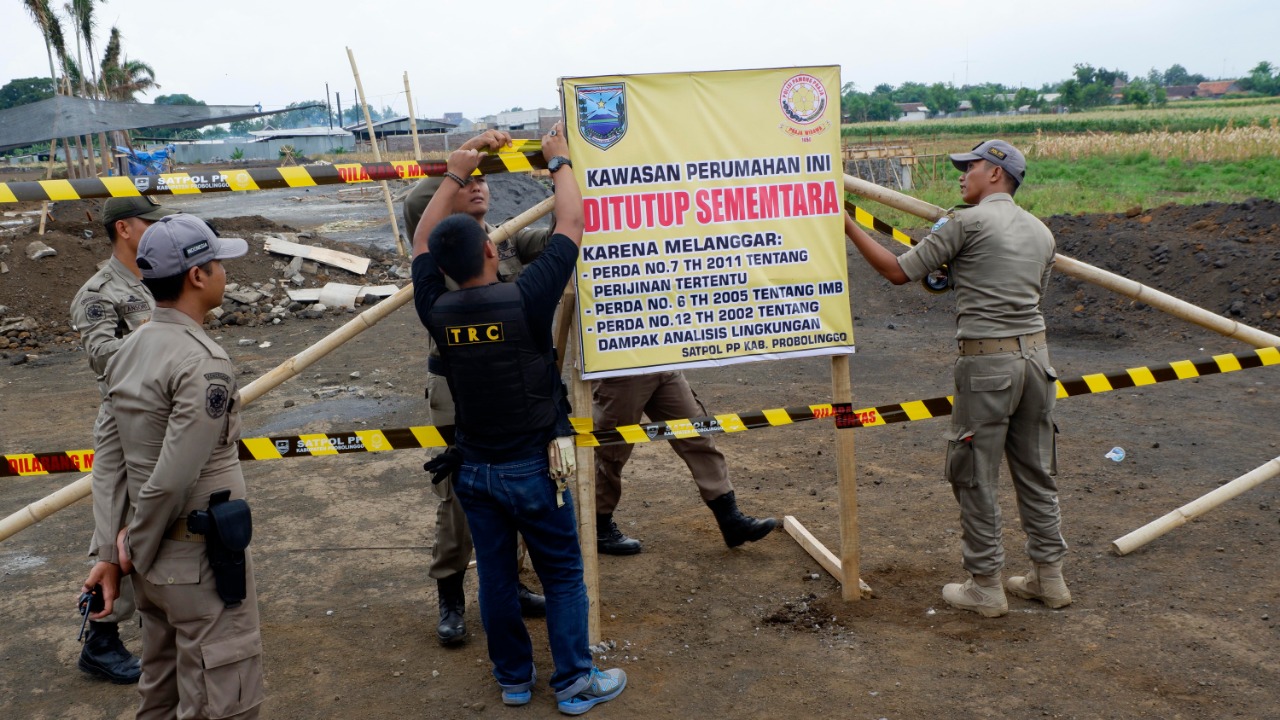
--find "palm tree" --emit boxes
[99,26,160,102]
[22,0,67,88]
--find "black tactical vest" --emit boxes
[427,282,560,439]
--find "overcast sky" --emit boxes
[2,0,1275,119]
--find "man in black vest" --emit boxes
[411,123,627,714]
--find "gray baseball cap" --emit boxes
[949,139,1026,185]
[136,214,248,279]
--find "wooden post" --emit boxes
[0,198,556,544]
[554,284,577,373]
[403,72,422,161]
[842,174,1280,349]
[347,47,408,257]
[38,138,59,236]
[567,311,601,644]
[831,354,861,600]
[1111,455,1280,555]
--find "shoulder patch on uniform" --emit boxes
[495,239,517,262]
[206,384,230,419]
[204,371,233,384]
[931,216,950,233]
[85,302,105,321]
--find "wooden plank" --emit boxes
[783,515,842,581]
[783,515,872,599]
[264,236,370,275]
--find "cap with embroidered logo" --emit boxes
[135,214,248,279]
[101,196,178,226]
[949,139,1026,185]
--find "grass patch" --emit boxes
[856,155,1280,229]
[841,98,1280,138]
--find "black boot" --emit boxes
[436,573,467,646]
[517,583,547,618]
[706,491,777,548]
[596,514,642,555]
[78,621,141,684]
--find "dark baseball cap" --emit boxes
[101,196,178,225]
[949,139,1026,185]
[136,214,248,279]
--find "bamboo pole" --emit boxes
[403,72,422,162]
[843,174,1280,349]
[831,354,861,601]
[1111,455,1280,555]
[346,47,408,257]
[568,312,601,644]
[0,198,556,544]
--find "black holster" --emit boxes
[187,490,252,608]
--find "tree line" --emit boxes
[841,62,1280,123]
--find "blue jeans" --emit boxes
[453,455,592,699]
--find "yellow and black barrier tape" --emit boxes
[5,347,1277,477]
[845,199,913,247]
[0,142,545,203]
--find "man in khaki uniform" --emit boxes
[70,196,176,683]
[81,213,264,718]
[403,130,548,645]
[593,373,777,554]
[845,139,1070,618]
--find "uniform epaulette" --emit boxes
[184,326,230,360]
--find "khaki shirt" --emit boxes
[897,193,1055,340]
[95,307,245,577]
[70,255,154,395]
[404,176,553,360]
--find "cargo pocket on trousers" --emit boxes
[967,373,1013,422]
[143,539,204,588]
[944,429,976,488]
[201,629,265,718]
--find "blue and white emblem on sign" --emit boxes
[576,83,627,151]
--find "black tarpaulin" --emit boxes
[0,96,285,152]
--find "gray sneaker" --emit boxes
[557,667,627,715]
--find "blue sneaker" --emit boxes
[557,667,626,715]
[502,688,532,706]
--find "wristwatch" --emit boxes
[547,156,573,173]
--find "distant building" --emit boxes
[1165,85,1199,101]
[1196,80,1242,98]
[476,107,562,133]
[344,116,455,144]
[895,102,930,121]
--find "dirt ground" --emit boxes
[1,177,1278,720]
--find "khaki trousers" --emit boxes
[134,541,263,720]
[90,402,136,622]
[593,371,733,515]
[944,342,1067,577]
[425,372,472,579]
